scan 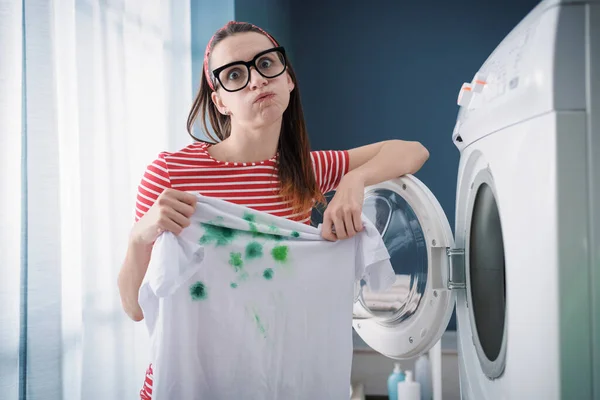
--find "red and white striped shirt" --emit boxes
[136,141,349,399]
[135,142,349,225]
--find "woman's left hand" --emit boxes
[321,173,365,241]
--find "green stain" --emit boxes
[268,224,285,241]
[189,281,207,301]
[263,268,274,280]
[254,312,267,337]
[243,212,256,223]
[229,252,244,272]
[251,229,268,239]
[229,269,249,289]
[291,231,300,238]
[245,219,283,241]
[245,212,260,236]
[245,241,263,259]
[199,223,237,246]
[248,221,270,239]
[271,245,289,263]
[239,271,250,281]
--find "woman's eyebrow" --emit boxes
[221,48,274,65]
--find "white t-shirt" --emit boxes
[139,194,395,400]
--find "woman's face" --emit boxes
[209,32,295,130]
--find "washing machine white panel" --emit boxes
[588,4,600,396]
[454,112,569,400]
[453,2,587,150]
[352,176,457,360]
[554,111,596,400]
[451,1,599,398]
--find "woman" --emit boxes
[117,21,429,399]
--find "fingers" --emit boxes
[321,213,337,241]
[157,215,184,236]
[352,209,363,233]
[343,208,357,238]
[158,190,196,216]
[321,204,363,241]
[154,189,196,236]
[162,189,197,214]
[174,189,198,208]
[321,211,350,240]
[171,199,196,218]
[333,214,349,240]
[164,208,191,230]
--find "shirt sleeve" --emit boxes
[134,152,172,222]
[310,150,350,194]
[138,231,205,335]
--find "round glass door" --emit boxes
[344,176,455,360]
[355,189,429,324]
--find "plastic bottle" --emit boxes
[387,362,406,400]
[414,354,433,400]
[397,370,421,400]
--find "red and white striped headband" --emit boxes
[203,21,279,91]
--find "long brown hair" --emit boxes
[186,22,324,214]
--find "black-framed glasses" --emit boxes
[212,46,287,92]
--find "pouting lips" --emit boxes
[254,92,276,103]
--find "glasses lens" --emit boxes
[256,50,285,78]
[218,65,249,92]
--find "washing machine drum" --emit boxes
[347,176,457,360]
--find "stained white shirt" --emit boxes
[139,194,395,400]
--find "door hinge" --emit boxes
[447,248,466,289]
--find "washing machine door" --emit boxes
[351,175,458,360]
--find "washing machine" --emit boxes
[351,0,600,399]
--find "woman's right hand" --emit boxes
[131,189,197,245]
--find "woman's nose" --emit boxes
[248,67,268,89]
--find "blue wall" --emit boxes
[191,0,541,330]
[287,1,540,330]
[190,0,235,141]
[289,0,539,231]
[234,0,294,62]
[190,0,235,94]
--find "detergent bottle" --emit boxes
[397,370,421,400]
[415,353,433,400]
[387,362,405,400]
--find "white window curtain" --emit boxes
[0,0,192,398]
